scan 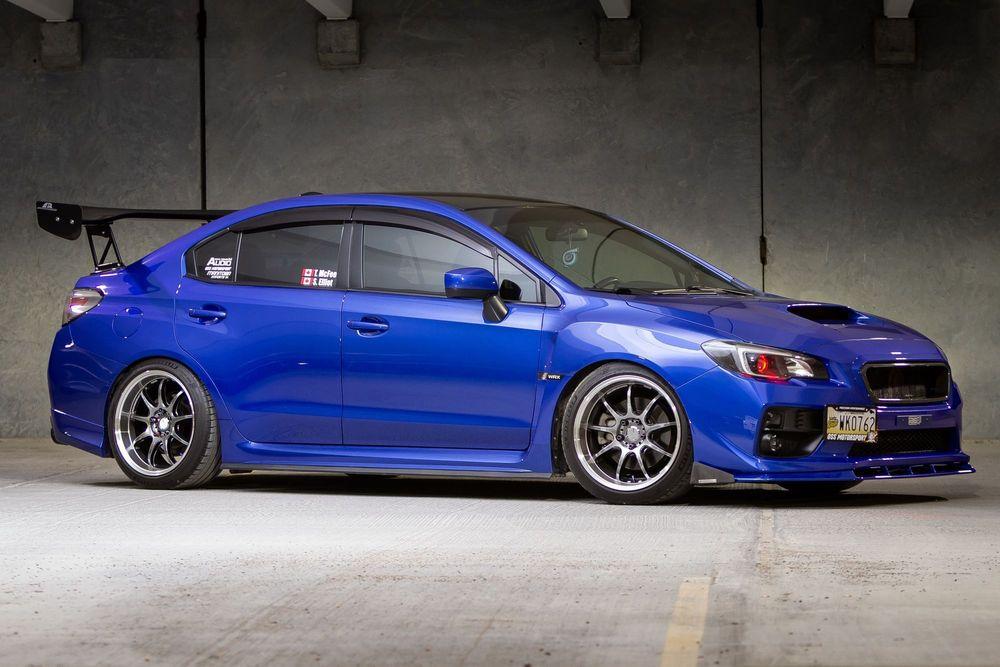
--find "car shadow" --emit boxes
[682,486,948,509]
[91,472,951,507]
[209,473,595,501]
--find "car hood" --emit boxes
[625,295,944,365]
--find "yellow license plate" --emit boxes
[825,406,877,443]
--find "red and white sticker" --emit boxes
[300,267,336,287]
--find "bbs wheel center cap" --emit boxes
[151,410,170,436]
[621,419,644,446]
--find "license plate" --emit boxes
[825,406,878,443]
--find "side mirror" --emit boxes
[444,267,499,299]
[444,267,509,323]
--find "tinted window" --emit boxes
[237,223,343,289]
[498,255,539,303]
[362,224,492,295]
[470,206,748,294]
[190,232,238,282]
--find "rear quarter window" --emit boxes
[188,232,238,282]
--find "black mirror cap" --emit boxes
[499,279,522,301]
[445,284,497,300]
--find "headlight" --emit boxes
[701,340,829,381]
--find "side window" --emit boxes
[498,255,540,303]
[236,222,343,289]
[189,232,239,282]
[362,224,492,295]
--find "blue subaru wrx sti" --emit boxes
[40,193,973,503]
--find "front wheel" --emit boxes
[560,364,693,504]
[108,359,221,489]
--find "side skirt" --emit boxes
[221,437,556,478]
[223,463,554,481]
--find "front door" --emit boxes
[341,212,545,450]
[175,208,349,444]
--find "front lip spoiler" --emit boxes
[853,461,974,480]
[731,452,973,484]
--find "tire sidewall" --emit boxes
[107,358,217,489]
[561,363,693,504]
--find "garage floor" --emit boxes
[1,438,997,667]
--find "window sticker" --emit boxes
[300,267,337,288]
[204,256,233,280]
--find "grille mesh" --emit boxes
[849,428,955,457]
[863,363,949,403]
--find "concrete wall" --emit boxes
[0,0,996,437]
[0,0,202,437]
[763,0,1000,436]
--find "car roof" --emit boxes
[359,192,566,211]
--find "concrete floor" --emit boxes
[1,439,997,667]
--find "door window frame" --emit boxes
[183,206,353,290]
[348,207,558,306]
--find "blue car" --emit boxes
[40,193,973,503]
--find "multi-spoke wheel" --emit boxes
[108,359,220,489]
[114,370,194,475]
[561,364,693,504]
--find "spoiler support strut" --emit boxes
[36,201,233,272]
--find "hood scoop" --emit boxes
[787,303,861,325]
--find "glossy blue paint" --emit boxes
[175,277,345,444]
[341,291,543,450]
[46,193,973,486]
[443,267,499,299]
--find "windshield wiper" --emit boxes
[652,285,755,297]
[590,286,658,295]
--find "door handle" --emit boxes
[188,306,227,322]
[347,317,389,335]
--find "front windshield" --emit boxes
[468,205,750,295]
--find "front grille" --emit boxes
[863,363,950,403]
[848,427,955,457]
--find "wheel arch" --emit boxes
[548,358,684,474]
[102,353,231,453]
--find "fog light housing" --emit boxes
[758,407,823,458]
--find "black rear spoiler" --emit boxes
[37,201,234,271]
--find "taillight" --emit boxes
[63,288,103,325]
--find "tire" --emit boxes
[107,358,221,490]
[560,363,693,504]
[778,481,861,495]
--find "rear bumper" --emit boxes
[48,325,121,458]
[50,410,110,457]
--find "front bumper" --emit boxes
[677,367,973,483]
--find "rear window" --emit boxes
[186,222,343,289]
[237,223,343,288]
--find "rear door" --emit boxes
[341,208,547,450]
[175,206,350,445]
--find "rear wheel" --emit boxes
[560,364,693,504]
[779,481,860,495]
[108,359,220,489]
